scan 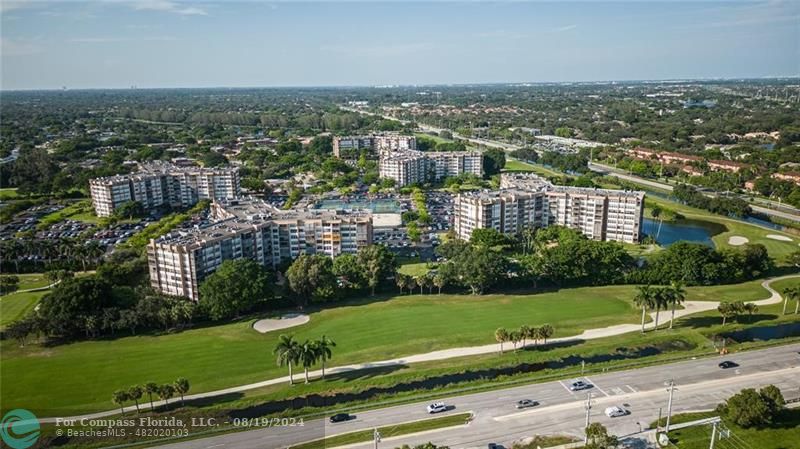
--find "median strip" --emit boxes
[289,412,472,449]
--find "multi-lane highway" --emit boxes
[153,343,800,449]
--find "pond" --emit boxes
[720,322,800,343]
[315,198,402,213]
[643,218,726,247]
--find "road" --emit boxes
[588,162,800,223]
[153,343,800,449]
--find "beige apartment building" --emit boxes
[147,198,372,300]
[89,162,240,217]
[455,173,644,243]
[333,134,417,158]
[379,149,483,187]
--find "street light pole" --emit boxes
[583,392,592,445]
[373,428,381,449]
[666,379,676,432]
[709,421,717,449]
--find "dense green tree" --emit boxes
[469,228,509,247]
[482,148,506,177]
[356,244,397,295]
[198,259,273,320]
[286,254,337,305]
[10,147,58,194]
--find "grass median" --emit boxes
[290,413,472,449]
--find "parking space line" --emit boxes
[626,385,638,393]
[584,377,609,397]
[558,380,573,394]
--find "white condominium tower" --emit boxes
[146,198,373,300]
[454,173,644,243]
[89,162,240,217]
[378,149,483,187]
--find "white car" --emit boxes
[604,406,628,418]
[426,402,448,414]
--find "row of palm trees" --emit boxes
[112,378,190,415]
[494,324,554,353]
[633,281,687,332]
[273,335,336,385]
[396,273,447,295]
[782,287,800,315]
[717,301,759,326]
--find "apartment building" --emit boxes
[379,149,483,187]
[89,162,240,217]
[147,198,372,300]
[455,173,644,243]
[333,134,417,158]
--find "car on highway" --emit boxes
[569,380,593,391]
[426,402,448,414]
[604,406,628,418]
[515,399,539,409]
[718,361,739,369]
[329,413,351,423]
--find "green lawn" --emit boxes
[0,188,20,200]
[398,262,436,277]
[662,410,800,449]
[684,279,774,302]
[1,285,649,415]
[37,200,99,228]
[2,277,789,416]
[770,277,800,295]
[0,290,47,327]
[2,273,52,290]
[503,159,563,177]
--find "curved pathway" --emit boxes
[39,274,799,423]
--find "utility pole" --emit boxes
[666,379,676,432]
[709,421,717,449]
[583,392,593,445]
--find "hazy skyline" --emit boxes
[1,0,799,90]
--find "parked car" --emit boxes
[604,406,628,418]
[718,361,739,369]
[426,402,448,414]
[515,399,539,409]
[329,413,351,423]
[570,380,593,391]
[487,444,500,449]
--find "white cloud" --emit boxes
[70,36,177,43]
[553,24,577,32]
[0,37,44,56]
[128,0,208,16]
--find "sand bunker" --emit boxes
[766,234,793,242]
[727,236,749,246]
[253,313,310,333]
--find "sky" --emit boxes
[1,0,798,90]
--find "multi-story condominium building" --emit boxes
[333,134,416,158]
[378,149,483,187]
[147,198,372,300]
[455,173,644,243]
[89,162,240,217]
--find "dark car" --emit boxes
[718,361,739,369]
[487,444,500,449]
[329,413,351,423]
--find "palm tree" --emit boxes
[274,334,300,385]
[718,303,736,326]
[396,274,407,295]
[743,303,759,322]
[667,281,686,329]
[495,327,509,354]
[158,384,175,406]
[112,390,129,416]
[634,285,655,333]
[539,324,554,344]
[509,331,521,351]
[652,287,669,331]
[406,277,418,295]
[298,340,318,384]
[433,273,446,295]
[174,378,190,406]
[530,326,541,346]
[416,276,430,295]
[315,335,336,379]
[519,325,531,347]
[783,287,800,315]
[127,385,143,414]
[144,382,159,411]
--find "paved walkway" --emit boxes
[39,274,799,423]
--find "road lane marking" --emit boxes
[584,377,609,397]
